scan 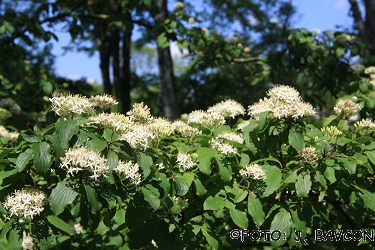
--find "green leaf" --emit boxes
[15,148,33,172]
[201,227,219,249]
[337,157,356,174]
[289,210,307,248]
[270,209,292,248]
[215,156,232,182]
[21,131,42,142]
[233,189,248,203]
[137,152,153,179]
[47,216,74,235]
[355,185,375,212]
[261,165,282,198]
[247,192,265,228]
[125,193,148,231]
[196,147,217,175]
[50,180,78,216]
[335,47,344,57]
[288,128,304,151]
[181,172,195,187]
[239,153,250,168]
[141,185,160,211]
[55,119,79,149]
[295,174,311,197]
[320,115,337,128]
[279,169,298,191]
[173,177,189,196]
[86,139,107,152]
[258,111,269,132]
[230,208,248,229]
[203,196,225,210]
[107,151,118,171]
[157,32,170,48]
[365,151,375,166]
[193,178,207,196]
[364,142,375,151]
[314,171,327,189]
[84,183,102,214]
[32,142,52,174]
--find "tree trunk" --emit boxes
[153,0,180,121]
[349,0,369,44]
[364,0,375,50]
[121,14,132,114]
[111,29,120,98]
[88,0,112,95]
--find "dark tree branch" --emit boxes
[348,0,369,45]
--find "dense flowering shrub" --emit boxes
[1,86,375,249]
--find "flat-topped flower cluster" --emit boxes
[2,188,46,219]
[248,85,316,120]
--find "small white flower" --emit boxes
[119,124,155,150]
[22,231,34,250]
[172,121,202,138]
[49,93,94,116]
[334,99,361,118]
[74,223,84,234]
[187,110,225,128]
[210,138,237,156]
[90,94,118,109]
[239,164,266,180]
[176,153,198,170]
[89,112,133,133]
[114,160,142,185]
[216,131,244,144]
[207,99,245,119]
[127,102,153,123]
[3,188,46,219]
[60,146,109,180]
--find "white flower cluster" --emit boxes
[187,110,225,128]
[89,112,133,133]
[176,152,198,170]
[321,126,343,140]
[207,99,245,119]
[364,66,375,86]
[22,231,34,250]
[126,102,153,123]
[310,28,320,35]
[0,97,21,114]
[74,223,84,234]
[216,131,244,144]
[336,33,356,43]
[334,99,361,118]
[149,118,173,139]
[248,85,316,120]
[49,94,94,116]
[0,126,19,141]
[114,160,142,185]
[90,94,118,110]
[210,138,237,156]
[172,120,202,138]
[60,146,109,180]
[173,196,189,211]
[119,124,155,150]
[174,2,184,8]
[239,164,266,180]
[0,108,11,121]
[3,188,46,219]
[297,146,319,164]
[355,118,375,135]
[237,120,250,131]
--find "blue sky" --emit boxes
[51,0,357,84]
